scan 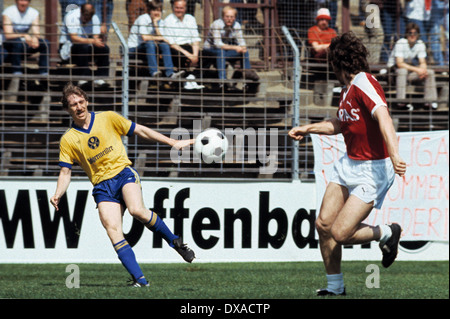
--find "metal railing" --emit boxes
[0,17,448,179]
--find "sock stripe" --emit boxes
[145,211,158,227]
[114,239,129,252]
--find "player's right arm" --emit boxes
[288,118,341,141]
[50,166,72,211]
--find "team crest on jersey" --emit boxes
[88,136,100,149]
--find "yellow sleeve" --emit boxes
[107,111,136,137]
[59,135,74,169]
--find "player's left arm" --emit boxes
[133,123,194,150]
[373,106,406,177]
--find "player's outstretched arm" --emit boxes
[133,123,194,149]
[374,106,407,177]
[288,118,341,141]
[50,166,72,211]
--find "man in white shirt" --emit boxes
[203,6,251,79]
[2,0,49,78]
[128,0,180,78]
[203,5,259,91]
[404,0,445,66]
[61,3,109,88]
[164,0,201,69]
[388,22,438,110]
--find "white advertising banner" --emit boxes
[0,177,448,263]
[311,130,449,242]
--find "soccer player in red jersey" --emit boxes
[289,32,407,296]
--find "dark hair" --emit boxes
[405,22,420,35]
[147,0,163,11]
[61,82,88,109]
[328,31,370,83]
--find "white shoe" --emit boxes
[78,80,88,86]
[94,79,109,87]
[406,103,414,111]
[170,70,185,79]
[184,74,204,90]
[379,68,387,75]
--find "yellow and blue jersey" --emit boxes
[59,111,136,185]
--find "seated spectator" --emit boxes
[0,31,7,65]
[307,8,337,61]
[203,5,259,91]
[164,0,201,69]
[404,0,445,66]
[388,22,438,110]
[60,3,110,88]
[2,0,50,82]
[128,0,183,79]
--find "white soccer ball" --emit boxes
[194,128,229,163]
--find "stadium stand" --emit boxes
[0,0,448,180]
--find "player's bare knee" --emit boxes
[331,226,352,245]
[128,206,147,221]
[315,217,332,236]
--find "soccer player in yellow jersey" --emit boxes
[50,83,195,287]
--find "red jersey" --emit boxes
[337,72,390,161]
[307,25,337,46]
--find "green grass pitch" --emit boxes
[0,261,448,299]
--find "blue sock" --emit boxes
[145,212,178,247]
[114,239,147,285]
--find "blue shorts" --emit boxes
[92,166,141,207]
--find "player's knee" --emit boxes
[128,206,147,221]
[315,217,332,237]
[330,226,351,245]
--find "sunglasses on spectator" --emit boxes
[407,31,419,36]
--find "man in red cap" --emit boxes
[307,8,337,60]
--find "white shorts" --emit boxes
[330,153,395,209]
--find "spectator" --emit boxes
[128,0,183,79]
[164,0,203,89]
[176,0,200,16]
[378,1,405,63]
[404,0,445,66]
[126,0,149,29]
[388,22,438,110]
[60,3,110,88]
[0,31,7,65]
[91,0,114,35]
[164,0,201,69]
[2,0,50,80]
[203,5,259,91]
[307,8,337,61]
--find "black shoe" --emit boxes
[173,237,195,263]
[379,223,402,268]
[316,287,346,296]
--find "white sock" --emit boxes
[379,224,392,245]
[326,273,344,294]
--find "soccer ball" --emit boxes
[194,128,229,163]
